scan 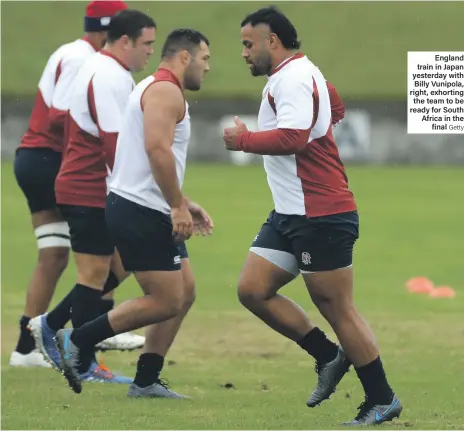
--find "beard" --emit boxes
[184,61,201,91]
[249,52,272,76]
[184,73,200,91]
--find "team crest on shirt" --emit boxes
[301,252,311,265]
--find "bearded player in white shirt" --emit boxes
[223,6,402,426]
[54,29,213,398]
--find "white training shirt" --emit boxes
[55,50,135,208]
[20,37,97,152]
[253,53,356,217]
[109,68,191,214]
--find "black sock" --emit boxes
[70,284,103,373]
[133,353,164,388]
[297,327,339,365]
[102,271,120,295]
[100,298,114,315]
[71,313,116,351]
[15,316,35,354]
[47,274,119,331]
[46,289,75,331]
[355,356,394,405]
[71,284,103,329]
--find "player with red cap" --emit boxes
[10,1,144,370]
[84,1,129,33]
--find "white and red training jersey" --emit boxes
[19,37,98,153]
[55,51,135,208]
[109,68,190,214]
[236,53,356,217]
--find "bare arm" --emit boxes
[142,81,185,209]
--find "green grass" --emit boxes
[2,1,464,99]
[1,162,463,429]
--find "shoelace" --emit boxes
[156,378,171,390]
[314,361,326,375]
[354,398,375,421]
[315,357,350,377]
[94,358,115,378]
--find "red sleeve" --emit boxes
[235,81,342,155]
[235,128,310,155]
[327,81,345,125]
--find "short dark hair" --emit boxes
[241,6,300,50]
[107,9,156,43]
[161,28,210,59]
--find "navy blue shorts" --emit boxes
[252,210,359,272]
[59,205,114,256]
[14,147,62,214]
[105,192,188,272]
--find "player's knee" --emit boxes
[77,261,111,290]
[37,247,69,275]
[334,301,357,320]
[150,281,185,320]
[182,279,196,310]
[328,304,358,331]
[312,291,355,325]
[164,291,185,319]
[237,280,269,307]
[310,290,334,308]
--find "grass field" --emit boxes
[2,1,464,99]
[1,162,463,430]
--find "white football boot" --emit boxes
[96,332,145,351]
[9,349,52,368]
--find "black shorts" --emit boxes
[14,147,62,214]
[59,205,114,256]
[251,210,359,273]
[105,192,188,272]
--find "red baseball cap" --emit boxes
[85,1,128,32]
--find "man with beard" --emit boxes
[54,29,213,399]
[222,6,402,426]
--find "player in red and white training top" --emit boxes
[11,1,128,369]
[29,9,155,384]
[54,29,212,399]
[223,6,402,426]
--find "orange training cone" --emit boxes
[405,277,435,294]
[429,286,456,298]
